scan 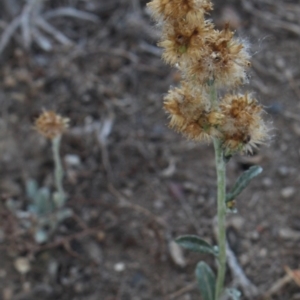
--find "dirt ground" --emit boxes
[0,0,300,299]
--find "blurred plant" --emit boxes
[8,111,71,244]
[147,0,269,299]
[28,110,71,243]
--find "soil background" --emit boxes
[0,0,300,299]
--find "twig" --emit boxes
[166,282,197,300]
[242,0,300,36]
[213,218,259,299]
[108,183,167,228]
[0,2,99,55]
[44,7,99,23]
[31,26,52,51]
[29,227,100,254]
[21,0,38,49]
[263,274,291,299]
[0,16,21,54]
[226,243,259,298]
[35,17,73,46]
[94,113,115,182]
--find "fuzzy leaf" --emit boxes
[226,166,263,203]
[175,235,217,256]
[35,187,53,215]
[226,288,242,300]
[195,261,216,300]
[26,179,39,200]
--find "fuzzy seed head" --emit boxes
[147,0,213,23]
[147,0,269,153]
[220,94,268,153]
[35,111,69,139]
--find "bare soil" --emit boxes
[0,0,300,299]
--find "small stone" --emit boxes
[83,240,102,265]
[14,257,31,274]
[3,76,17,88]
[169,240,186,268]
[96,231,106,242]
[64,154,81,167]
[262,177,273,187]
[278,166,289,177]
[153,199,164,209]
[259,248,268,257]
[248,231,259,241]
[281,187,295,199]
[227,216,245,231]
[48,260,59,278]
[240,253,250,266]
[279,228,300,240]
[114,262,125,272]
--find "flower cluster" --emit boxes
[147,0,268,153]
[35,110,69,140]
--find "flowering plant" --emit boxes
[147,0,269,298]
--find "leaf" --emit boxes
[226,166,263,203]
[195,261,216,300]
[26,179,38,200]
[226,288,242,300]
[175,235,217,256]
[35,187,53,215]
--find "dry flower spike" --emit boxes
[35,110,69,139]
[148,0,269,154]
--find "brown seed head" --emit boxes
[164,82,223,141]
[220,94,268,153]
[35,110,69,139]
[184,26,250,88]
[147,0,213,22]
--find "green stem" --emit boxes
[214,138,227,299]
[52,135,65,208]
[209,82,227,299]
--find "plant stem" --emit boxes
[209,82,227,299]
[214,137,227,299]
[52,135,65,208]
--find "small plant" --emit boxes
[28,110,71,243]
[147,0,269,299]
[7,111,71,243]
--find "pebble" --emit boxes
[278,166,289,177]
[64,154,81,167]
[262,177,273,187]
[114,262,126,272]
[83,240,102,265]
[240,253,250,266]
[259,248,268,258]
[281,187,295,199]
[227,216,245,231]
[169,240,186,268]
[14,257,31,274]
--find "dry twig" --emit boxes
[0,0,99,55]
